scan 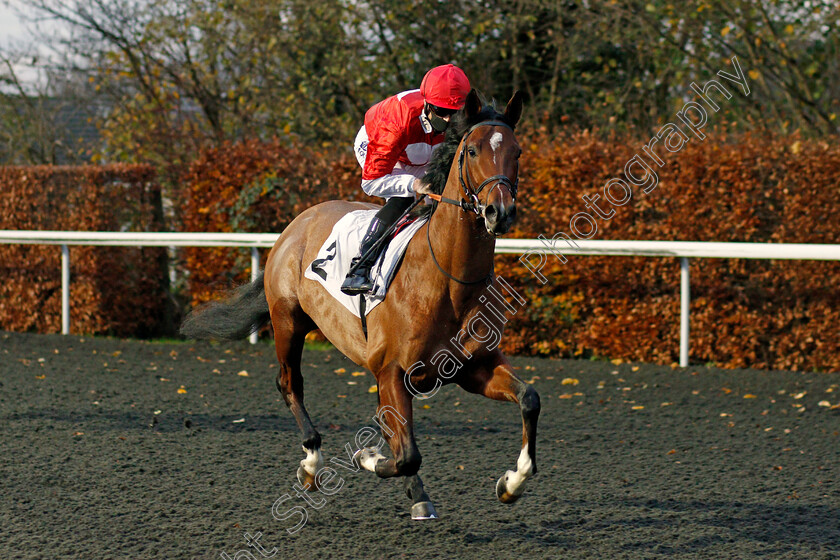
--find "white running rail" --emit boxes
[2,231,839,365]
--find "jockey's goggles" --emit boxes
[428,103,458,118]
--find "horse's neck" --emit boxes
[426,179,495,304]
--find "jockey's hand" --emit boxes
[413,178,434,196]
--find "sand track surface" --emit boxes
[1,331,838,559]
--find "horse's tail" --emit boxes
[180,273,270,340]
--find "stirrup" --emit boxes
[341,272,374,295]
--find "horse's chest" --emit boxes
[412,308,504,363]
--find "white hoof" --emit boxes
[352,446,386,473]
[496,471,526,503]
[297,447,324,489]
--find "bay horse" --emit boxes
[181,90,539,519]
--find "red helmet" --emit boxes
[420,64,471,111]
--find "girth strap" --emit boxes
[359,296,367,340]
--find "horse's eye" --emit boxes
[467,147,477,157]
[516,149,522,159]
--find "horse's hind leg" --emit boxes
[272,308,323,489]
[404,475,436,520]
[353,362,438,519]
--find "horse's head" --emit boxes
[459,90,523,236]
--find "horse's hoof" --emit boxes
[353,446,386,473]
[410,501,439,520]
[296,465,318,490]
[496,473,524,504]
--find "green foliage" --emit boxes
[5,0,837,175]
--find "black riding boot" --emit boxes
[341,217,389,295]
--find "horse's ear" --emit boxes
[464,89,482,119]
[504,90,523,128]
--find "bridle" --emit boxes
[426,119,519,285]
[427,119,519,216]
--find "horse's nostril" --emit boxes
[484,205,498,222]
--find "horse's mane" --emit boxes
[413,95,511,220]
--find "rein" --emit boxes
[425,118,518,285]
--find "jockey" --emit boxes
[341,63,471,295]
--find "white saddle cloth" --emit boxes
[304,209,427,317]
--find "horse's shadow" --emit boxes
[447,497,840,554]
[6,408,518,435]
[534,496,840,554]
[5,408,296,433]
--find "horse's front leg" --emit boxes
[458,352,540,503]
[353,361,437,519]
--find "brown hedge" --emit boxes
[182,131,840,372]
[0,165,167,336]
[499,129,840,372]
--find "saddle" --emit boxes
[304,209,427,318]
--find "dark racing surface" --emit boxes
[1,331,838,559]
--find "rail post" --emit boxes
[61,244,70,335]
[680,257,690,367]
[250,247,260,345]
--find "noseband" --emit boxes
[426,119,519,285]
[456,120,519,215]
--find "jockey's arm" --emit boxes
[360,113,422,198]
[361,173,417,198]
